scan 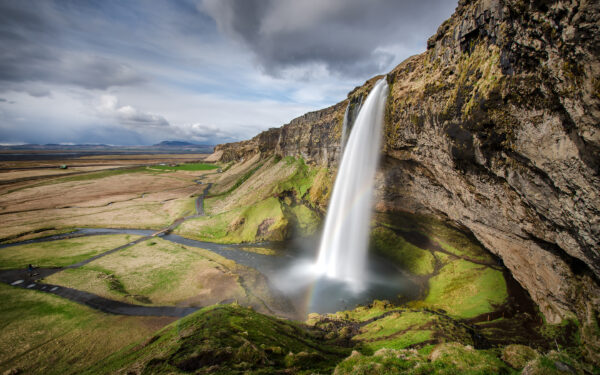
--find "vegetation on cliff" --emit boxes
[177,155,328,243]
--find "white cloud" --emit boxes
[96,94,169,127]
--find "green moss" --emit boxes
[357,312,434,341]
[423,260,507,318]
[522,351,587,375]
[326,300,398,323]
[539,318,581,349]
[375,212,493,263]
[238,197,288,241]
[273,156,318,199]
[334,343,514,375]
[501,344,538,369]
[434,238,495,264]
[364,330,435,352]
[288,204,319,236]
[83,304,350,375]
[427,343,513,374]
[177,197,288,243]
[371,226,435,275]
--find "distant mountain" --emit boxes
[0,142,214,154]
[153,141,201,147]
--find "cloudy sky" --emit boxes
[0,0,456,146]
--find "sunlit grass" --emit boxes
[0,234,141,269]
[0,284,166,375]
[423,260,507,318]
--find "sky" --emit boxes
[0,0,456,146]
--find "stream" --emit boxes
[1,228,419,317]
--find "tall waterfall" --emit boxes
[340,97,363,155]
[316,78,388,289]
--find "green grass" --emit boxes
[0,284,165,375]
[317,300,399,324]
[82,304,350,375]
[274,157,318,199]
[209,162,264,197]
[0,227,77,245]
[374,212,493,263]
[196,156,324,242]
[313,304,475,354]
[152,162,218,171]
[288,204,320,236]
[44,238,254,306]
[355,311,437,341]
[422,260,507,318]
[363,330,435,351]
[435,237,495,264]
[177,197,289,243]
[0,234,141,269]
[371,226,435,275]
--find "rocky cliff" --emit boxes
[212,0,600,325]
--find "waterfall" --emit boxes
[340,97,363,155]
[340,104,350,153]
[316,78,388,289]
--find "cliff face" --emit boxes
[212,0,600,324]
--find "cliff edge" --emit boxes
[211,0,600,325]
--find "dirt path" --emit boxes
[0,270,197,317]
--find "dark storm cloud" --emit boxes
[0,1,144,92]
[201,0,456,76]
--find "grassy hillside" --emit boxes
[82,304,350,375]
[176,155,329,243]
[0,284,170,375]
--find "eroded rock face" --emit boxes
[214,102,347,166]
[212,0,600,323]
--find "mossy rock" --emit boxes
[501,344,538,369]
[333,343,512,374]
[427,342,510,373]
[84,305,350,374]
[521,351,585,375]
[284,351,327,369]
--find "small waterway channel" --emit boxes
[1,227,419,318]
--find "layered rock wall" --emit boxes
[212,0,600,323]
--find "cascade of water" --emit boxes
[340,104,350,154]
[340,98,363,155]
[315,78,388,290]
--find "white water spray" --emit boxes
[316,78,388,289]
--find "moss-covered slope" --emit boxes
[83,304,350,375]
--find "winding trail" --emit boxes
[1,270,197,317]
[0,178,218,317]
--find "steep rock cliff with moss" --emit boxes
[212,0,600,326]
